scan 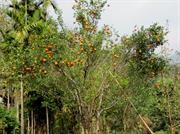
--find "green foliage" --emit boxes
[0,106,19,133]
[122,23,168,77]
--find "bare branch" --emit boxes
[99,98,120,115]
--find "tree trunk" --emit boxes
[31,110,34,134]
[85,129,90,134]
[7,88,10,111]
[46,106,49,134]
[81,124,85,134]
[28,116,30,134]
[34,114,36,134]
[16,102,19,122]
[82,125,92,134]
[3,129,6,134]
[96,118,100,134]
[20,75,24,134]
[95,113,101,134]
[105,126,110,134]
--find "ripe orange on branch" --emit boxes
[80,47,84,52]
[112,54,119,59]
[77,51,81,55]
[47,43,54,49]
[45,48,49,53]
[41,58,47,63]
[54,61,58,66]
[90,47,97,52]
[47,52,54,59]
[43,70,47,74]
[88,44,94,47]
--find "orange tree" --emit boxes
[41,0,126,133]
[21,0,119,133]
[121,23,167,77]
[108,24,169,133]
[95,24,169,133]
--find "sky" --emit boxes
[49,0,180,56]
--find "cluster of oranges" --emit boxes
[61,59,76,67]
[82,20,96,33]
[112,54,119,67]
[112,54,119,59]
[38,68,47,74]
[74,37,97,54]
[83,20,91,29]
[23,64,48,75]
[60,59,85,68]
[66,61,76,67]
[45,43,54,59]
[74,35,97,53]
[88,44,96,53]
[90,47,97,53]
[25,43,56,75]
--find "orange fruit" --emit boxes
[47,43,53,48]
[80,48,84,51]
[113,54,119,58]
[48,52,54,58]
[113,63,117,67]
[43,70,47,74]
[54,61,58,65]
[88,44,94,47]
[70,61,75,66]
[42,58,47,63]
[45,48,49,52]
[77,51,81,55]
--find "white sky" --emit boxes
[51,0,180,54]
